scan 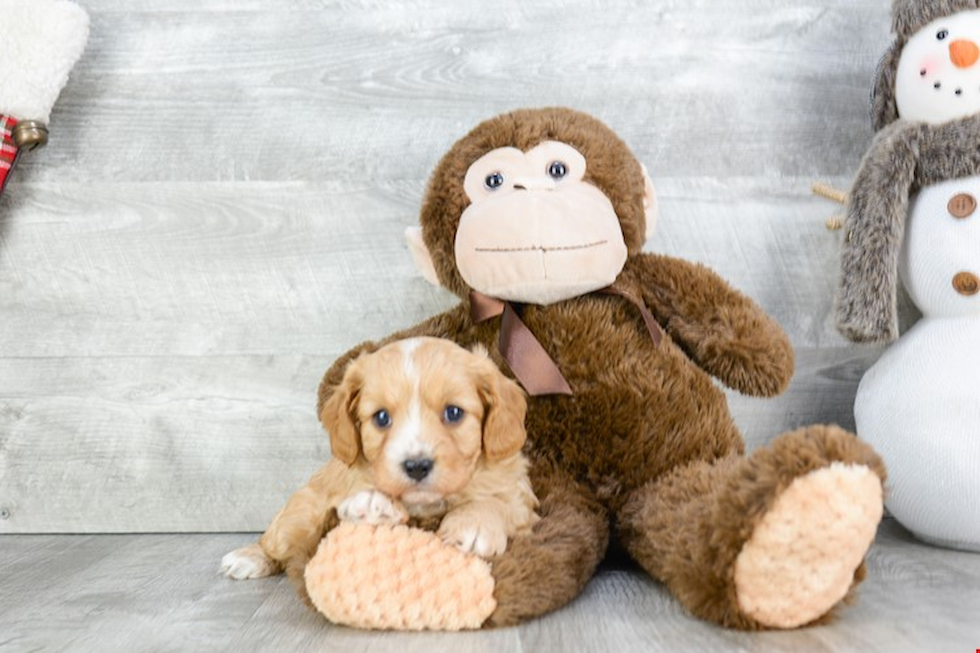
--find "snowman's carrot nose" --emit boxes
[950,39,980,68]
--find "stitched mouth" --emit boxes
[475,240,608,254]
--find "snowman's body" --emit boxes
[848,8,980,551]
[855,176,980,550]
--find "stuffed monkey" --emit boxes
[837,0,980,551]
[235,107,887,630]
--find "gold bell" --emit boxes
[11,120,49,151]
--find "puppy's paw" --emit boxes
[438,515,508,559]
[338,490,408,525]
[220,543,279,579]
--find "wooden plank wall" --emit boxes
[0,0,903,532]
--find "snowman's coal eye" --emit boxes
[938,29,950,41]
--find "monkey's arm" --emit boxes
[622,254,794,397]
[837,119,922,343]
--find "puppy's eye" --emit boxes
[372,409,391,428]
[547,160,567,179]
[484,172,504,190]
[443,405,464,423]
[938,29,949,40]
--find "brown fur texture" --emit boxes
[840,0,980,342]
[310,107,884,629]
[618,425,886,629]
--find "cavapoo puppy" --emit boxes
[221,337,539,600]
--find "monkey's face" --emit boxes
[411,108,658,302]
[897,9,980,124]
[454,140,629,305]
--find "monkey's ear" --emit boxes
[405,226,441,287]
[641,163,659,242]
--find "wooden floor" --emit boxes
[2,0,979,649]
[1,519,978,651]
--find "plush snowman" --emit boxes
[838,0,980,551]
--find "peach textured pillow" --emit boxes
[305,523,497,630]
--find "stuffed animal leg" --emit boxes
[618,424,885,629]
[0,0,89,196]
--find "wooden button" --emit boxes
[948,193,977,219]
[953,271,980,296]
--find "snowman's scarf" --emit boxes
[914,113,980,188]
[837,112,980,344]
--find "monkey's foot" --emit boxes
[733,462,883,628]
[305,522,496,630]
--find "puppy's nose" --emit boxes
[950,39,980,68]
[402,458,434,481]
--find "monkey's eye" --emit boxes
[548,161,567,180]
[938,29,949,40]
[372,409,391,428]
[484,172,504,190]
[443,405,464,424]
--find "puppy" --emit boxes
[221,337,539,600]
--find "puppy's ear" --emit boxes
[319,360,363,466]
[477,355,528,462]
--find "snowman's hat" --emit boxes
[894,0,980,39]
[872,0,980,130]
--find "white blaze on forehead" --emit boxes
[896,9,980,124]
[399,338,422,378]
[386,339,429,464]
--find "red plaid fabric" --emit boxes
[1,115,19,195]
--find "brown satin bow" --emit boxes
[470,284,664,396]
